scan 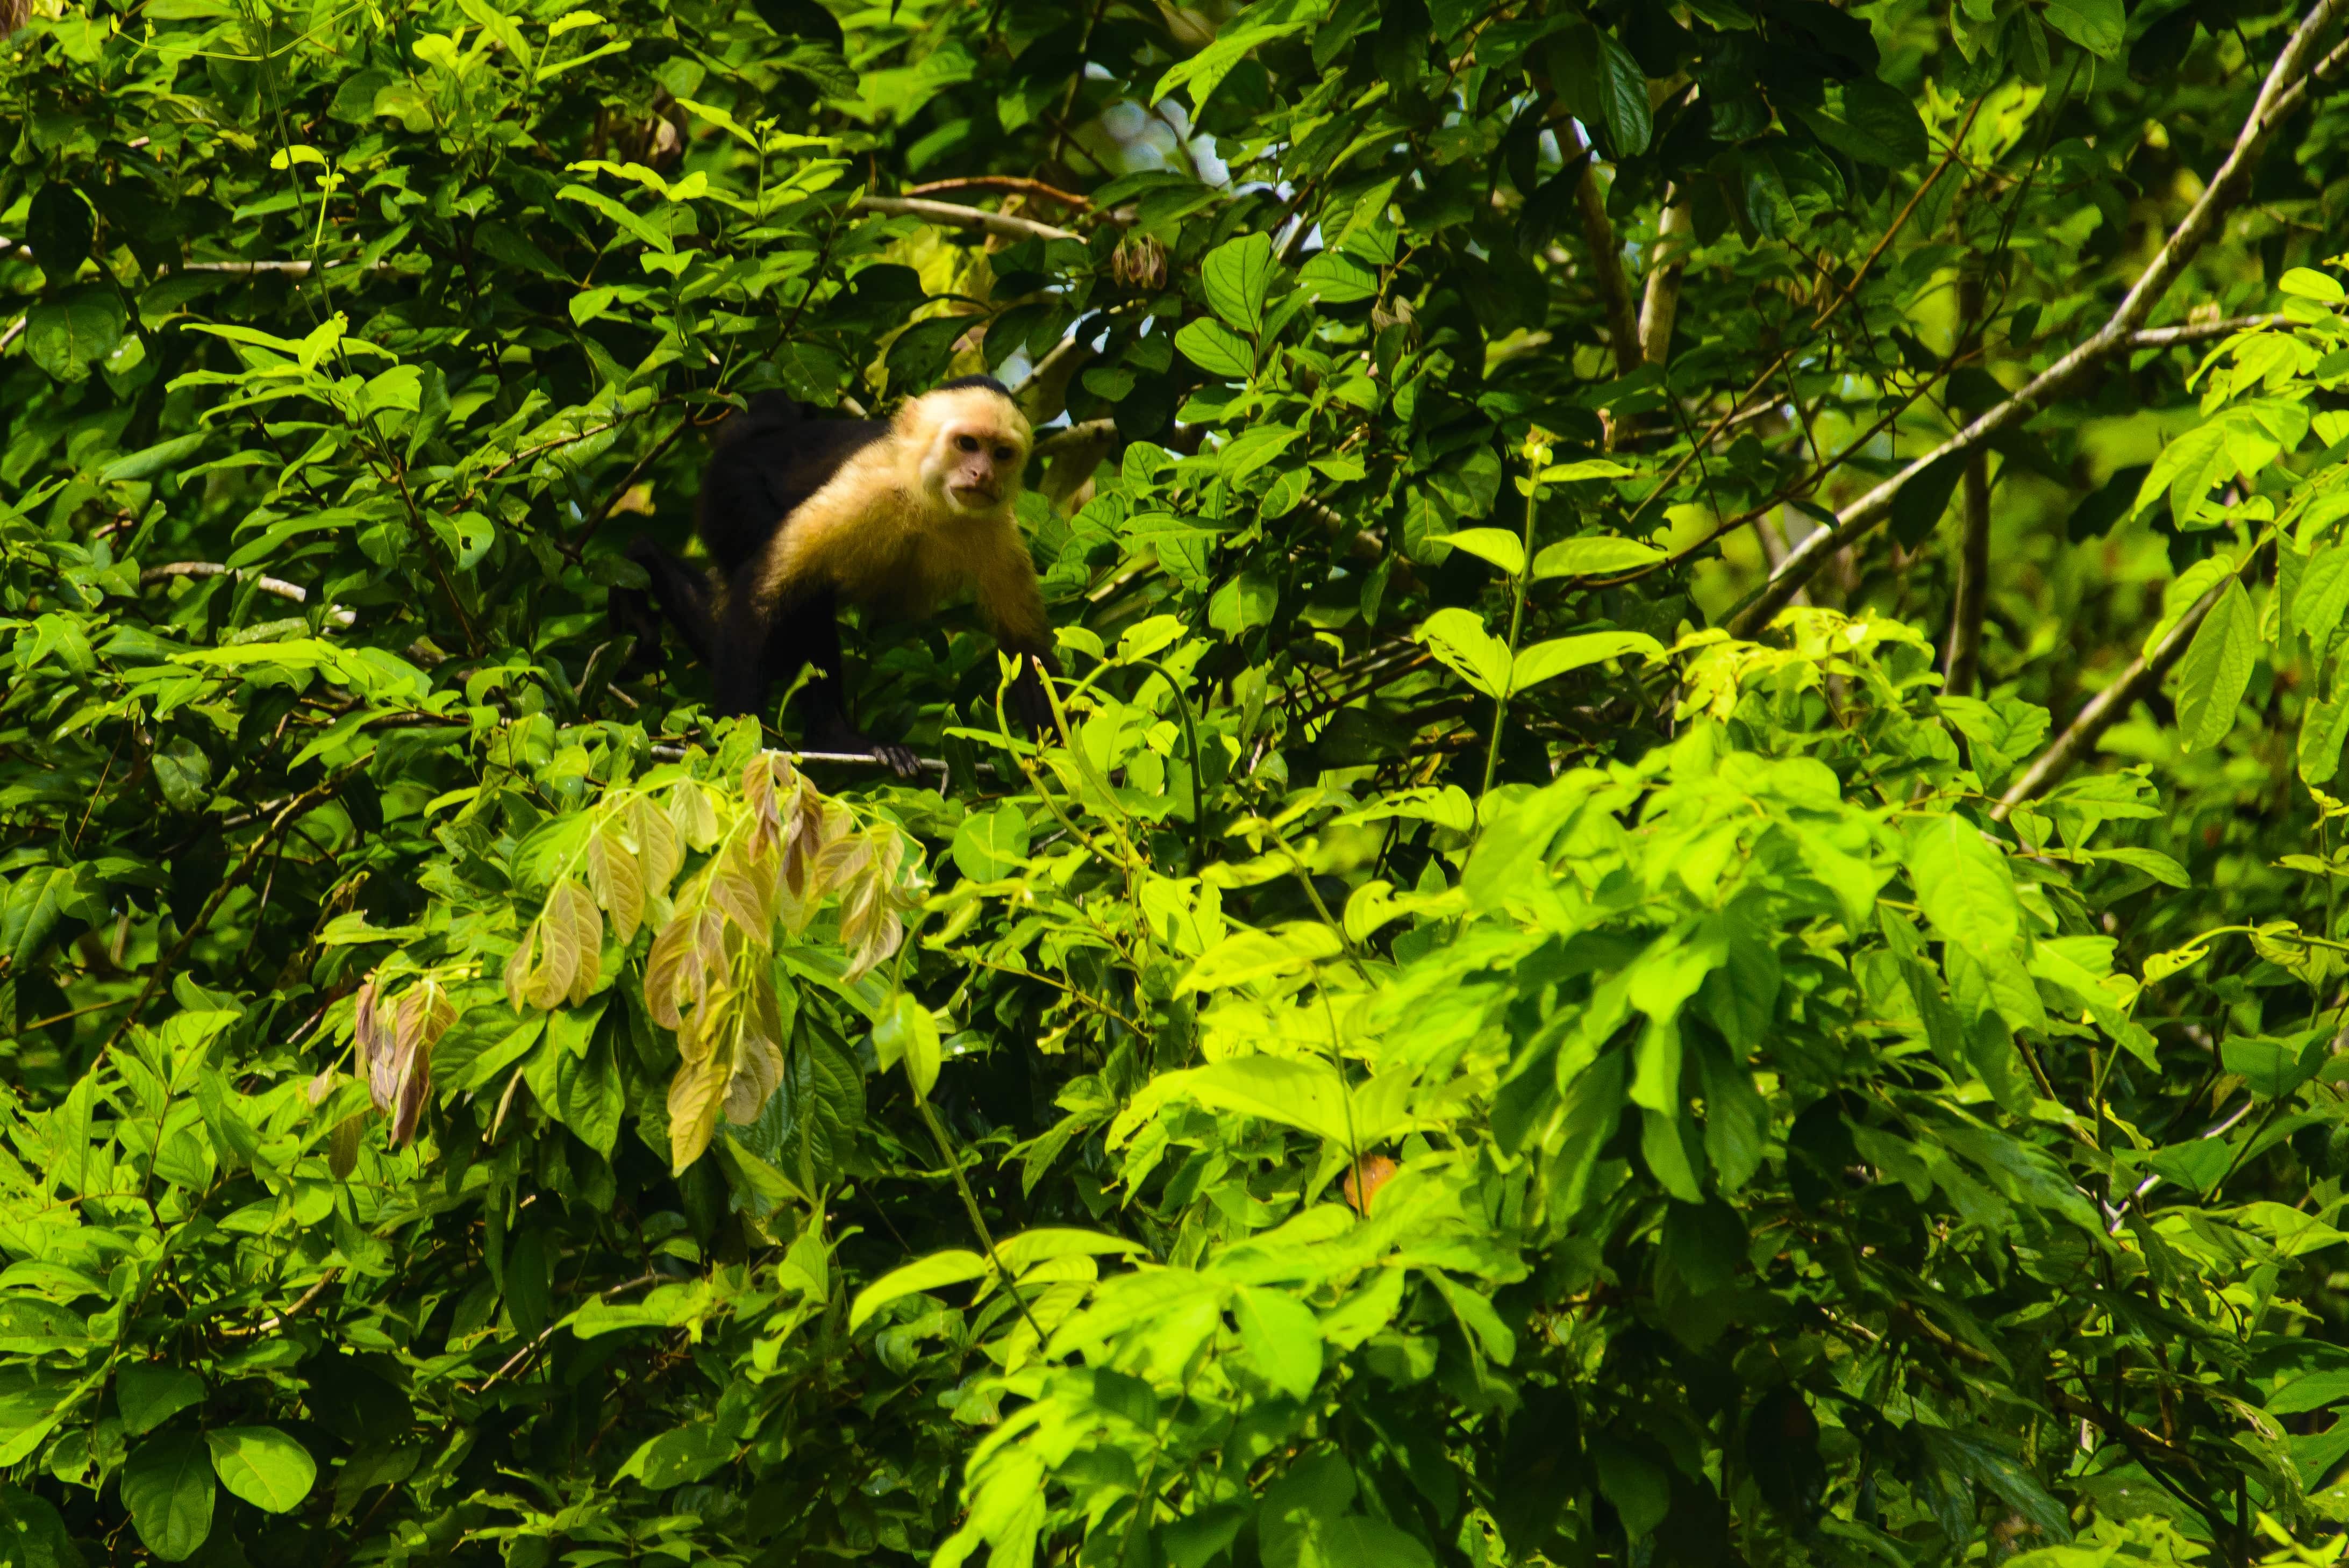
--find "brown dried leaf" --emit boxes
[666,1053,728,1175]
[669,781,720,851]
[631,794,683,899]
[561,882,605,1007]
[352,979,383,1089]
[329,1114,364,1180]
[707,839,777,950]
[502,925,538,1014]
[727,1030,785,1125]
[588,822,647,946]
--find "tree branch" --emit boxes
[1944,270,1992,697]
[1732,5,2349,635]
[1562,122,1643,377]
[853,196,1081,245]
[142,562,356,626]
[1991,544,2270,816]
[906,176,1092,209]
[1638,193,1691,367]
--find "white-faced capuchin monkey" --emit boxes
[610,376,1060,777]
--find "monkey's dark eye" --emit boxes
[955,435,980,453]
[994,446,1015,462]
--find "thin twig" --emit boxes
[852,196,1080,245]
[142,562,356,626]
[255,1268,341,1331]
[1560,120,1641,376]
[1995,538,2274,814]
[906,176,1091,209]
[1734,7,2349,632]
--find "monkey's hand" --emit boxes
[808,717,926,781]
[1010,655,1057,740]
[870,740,925,781]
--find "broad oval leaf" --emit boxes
[1430,527,1526,577]
[1174,318,1254,380]
[848,1250,989,1330]
[122,1434,215,1563]
[991,1228,1147,1275]
[1509,631,1663,694]
[1904,816,2021,964]
[2174,577,2258,753]
[1202,232,1276,334]
[1296,252,1376,304]
[117,1365,206,1437]
[1531,536,1667,579]
[1415,607,1511,697]
[205,1427,315,1513]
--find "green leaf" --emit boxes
[991,1228,1146,1274]
[1593,27,1654,155]
[2040,0,2124,56]
[2282,267,2347,304]
[205,1427,315,1513]
[1430,527,1525,576]
[1905,816,2022,964]
[871,994,941,1100]
[1888,449,1967,550]
[1511,631,1663,694]
[1208,572,1277,635]
[1174,319,1254,379]
[1296,253,1376,304]
[1232,1286,1322,1399]
[117,1365,206,1437]
[98,432,208,485]
[951,804,1030,880]
[2175,578,2258,753]
[25,289,125,383]
[848,1250,988,1330]
[1203,233,1276,334]
[1415,607,1511,696]
[0,1485,82,1568]
[615,1422,733,1488]
[25,184,95,280]
[1531,536,1667,578]
[121,1434,215,1562]
[1153,20,1306,113]
[1593,1442,1670,1539]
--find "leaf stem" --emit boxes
[1480,456,1542,805]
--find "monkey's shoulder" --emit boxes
[699,410,891,569]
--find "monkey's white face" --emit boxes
[925,420,1026,514]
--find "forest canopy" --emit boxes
[8,1,2349,1566]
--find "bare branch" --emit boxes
[1638,194,1691,367]
[142,562,357,627]
[906,176,1092,209]
[1944,271,1992,698]
[1994,541,2272,815]
[1562,122,1643,377]
[853,196,1081,245]
[1734,5,2349,634]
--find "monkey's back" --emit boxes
[697,393,889,573]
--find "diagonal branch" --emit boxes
[1560,121,1644,377]
[1639,192,1691,367]
[1730,4,2349,636]
[852,196,1081,245]
[1992,540,2273,815]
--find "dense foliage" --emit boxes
[13,1,2349,1565]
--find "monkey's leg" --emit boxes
[611,537,718,672]
[780,596,923,781]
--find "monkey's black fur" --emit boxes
[608,378,1030,776]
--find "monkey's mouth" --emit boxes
[947,483,998,509]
